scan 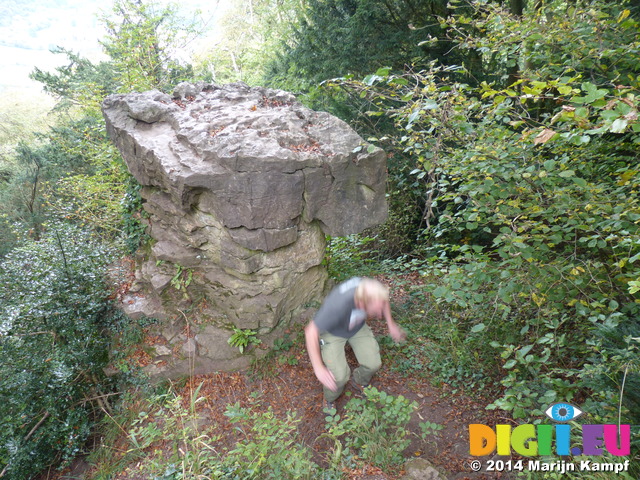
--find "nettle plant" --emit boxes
[223,402,322,479]
[324,386,418,469]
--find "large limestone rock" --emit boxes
[102,82,387,376]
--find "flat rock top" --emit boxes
[102,82,387,239]
[103,82,367,174]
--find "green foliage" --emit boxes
[321,0,640,430]
[0,113,130,250]
[96,391,331,479]
[325,387,417,469]
[44,138,129,239]
[0,223,122,479]
[121,175,150,253]
[0,141,49,241]
[84,394,145,479]
[443,0,640,87]
[272,334,299,366]
[4,0,640,476]
[14,0,210,254]
[193,0,299,86]
[170,264,194,299]
[248,333,302,380]
[30,47,119,112]
[14,0,211,253]
[90,385,223,479]
[418,420,443,441]
[100,0,202,93]
[265,0,455,89]
[223,402,322,479]
[93,389,426,479]
[273,335,294,352]
[0,115,106,241]
[325,234,378,281]
[227,328,261,354]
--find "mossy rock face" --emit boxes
[103,82,387,376]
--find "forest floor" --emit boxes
[164,345,512,480]
[58,352,511,480]
[53,273,515,480]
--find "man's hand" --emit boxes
[382,301,406,343]
[314,365,338,392]
[388,320,407,343]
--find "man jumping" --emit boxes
[304,277,406,410]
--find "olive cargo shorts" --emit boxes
[320,324,382,402]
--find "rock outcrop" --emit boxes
[102,82,387,376]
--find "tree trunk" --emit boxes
[507,0,525,86]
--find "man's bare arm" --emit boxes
[304,321,338,391]
[383,301,406,343]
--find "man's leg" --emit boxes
[320,332,350,402]
[349,324,382,387]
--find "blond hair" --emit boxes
[354,278,389,305]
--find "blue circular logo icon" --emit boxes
[544,403,584,422]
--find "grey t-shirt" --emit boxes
[313,277,367,338]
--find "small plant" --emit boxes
[273,335,294,352]
[228,327,261,353]
[222,402,323,479]
[273,334,299,366]
[170,264,193,298]
[278,355,299,366]
[325,386,417,469]
[91,385,222,479]
[419,421,444,444]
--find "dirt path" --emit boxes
[52,331,512,480]
[171,341,510,480]
[55,268,511,479]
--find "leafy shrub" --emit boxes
[325,387,417,469]
[0,112,132,259]
[324,234,379,282]
[46,157,129,240]
[222,402,323,479]
[227,328,261,354]
[319,0,640,434]
[91,388,341,480]
[87,385,218,479]
[0,223,122,479]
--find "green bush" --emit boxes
[325,234,379,282]
[0,223,122,479]
[320,0,640,436]
[325,387,417,469]
[222,402,323,479]
[0,113,130,255]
